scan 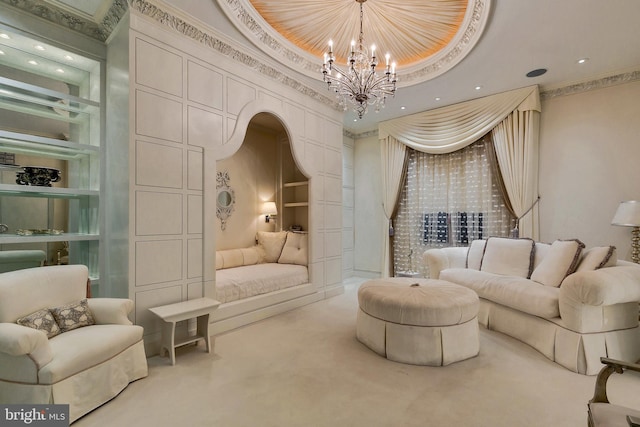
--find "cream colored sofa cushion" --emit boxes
[531,239,584,287]
[480,237,535,278]
[466,239,486,270]
[576,246,617,272]
[440,268,560,319]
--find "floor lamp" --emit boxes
[612,200,640,263]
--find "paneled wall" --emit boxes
[128,8,343,349]
[342,134,355,278]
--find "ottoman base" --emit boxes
[356,308,479,366]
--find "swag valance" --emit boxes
[378,85,541,154]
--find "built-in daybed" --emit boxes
[211,231,319,334]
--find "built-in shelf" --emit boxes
[284,202,308,208]
[0,233,99,244]
[283,181,308,188]
[0,183,98,199]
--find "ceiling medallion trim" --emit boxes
[216,0,490,87]
[128,0,341,112]
[0,0,128,42]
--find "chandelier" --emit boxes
[321,0,397,119]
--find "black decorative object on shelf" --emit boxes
[16,167,61,187]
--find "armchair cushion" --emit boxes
[16,308,61,338]
[87,298,134,325]
[50,299,95,332]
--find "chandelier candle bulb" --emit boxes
[385,53,390,66]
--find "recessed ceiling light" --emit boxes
[0,33,10,39]
[475,86,482,90]
[435,97,441,101]
[526,68,547,78]
[400,106,406,110]
[56,68,65,73]
[34,45,45,51]
[353,118,357,122]
[27,60,38,65]
[577,58,589,64]
[0,50,4,55]
[64,55,74,61]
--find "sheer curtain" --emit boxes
[393,136,513,276]
[381,136,407,277]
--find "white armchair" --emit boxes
[0,265,148,423]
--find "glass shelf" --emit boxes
[0,183,98,199]
[0,233,99,244]
[0,76,99,111]
[283,181,308,188]
[0,130,100,158]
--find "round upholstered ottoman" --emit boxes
[356,278,480,366]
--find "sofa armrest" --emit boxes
[423,247,468,279]
[0,323,52,367]
[560,265,640,306]
[87,298,134,325]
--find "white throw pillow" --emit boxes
[576,246,617,272]
[530,239,585,287]
[533,242,551,270]
[256,231,288,263]
[480,237,535,278]
[278,232,308,265]
[466,239,486,270]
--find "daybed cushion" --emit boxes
[278,232,308,266]
[216,247,262,270]
[440,268,560,319]
[576,246,617,272]
[257,231,288,262]
[480,237,535,278]
[531,239,585,287]
[216,263,309,304]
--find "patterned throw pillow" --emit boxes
[50,299,96,332]
[16,308,61,338]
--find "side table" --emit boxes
[149,297,221,365]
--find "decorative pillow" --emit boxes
[278,232,308,266]
[576,246,617,272]
[480,237,535,278]
[50,299,96,332]
[16,308,61,338]
[530,239,585,287]
[533,242,551,270]
[256,231,288,263]
[466,239,486,270]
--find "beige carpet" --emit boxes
[75,278,640,427]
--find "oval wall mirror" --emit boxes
[216,171,235,230]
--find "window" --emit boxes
[393,136,513,275]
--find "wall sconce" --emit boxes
[262,201,277,223]
[612,200,640,263]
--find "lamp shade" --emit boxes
[611,201,640,226]
[262,201,277,216]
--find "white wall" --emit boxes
[342,134,355,278]
[539,80,640,259]
[353,79,640,274]
[354,134,385,277]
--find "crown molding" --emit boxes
[129,0,341,112]
[0,0,127,42]
[541,69,640,100]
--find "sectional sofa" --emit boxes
[424,237,640,374]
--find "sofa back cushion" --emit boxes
[530,239,585,287]
[480,237,535,278]
[576,246,617,272]
[216,247,262,270]
[278,232,308,266]
[466,239,486,270]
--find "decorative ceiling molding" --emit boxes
[128,0,341,112]
[541,69,640,100]
[0,0,128,42]
[216,0,491,87]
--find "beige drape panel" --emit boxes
[491,104,541,240]
[378,85,541,272]
[380,136,407,277]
